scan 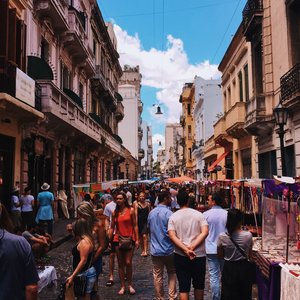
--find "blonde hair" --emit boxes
[73,218,93,246]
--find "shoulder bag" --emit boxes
[116,210,133,250]
[228,234,256,284]
[73,252,93,296]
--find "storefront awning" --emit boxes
[27,56,54,80]
[63,88,83,109]
[208,151,229,172]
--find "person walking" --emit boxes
[66,218,96,299]
[168,189,208,300]
[217,208,253,300]
[147,190,177,300]
[76,201,106,299]
[103,192,117,287]
[35,182,55,235]
[10,187,22,229]
[133,191,151,256]
[203,193,227,300]
[20,187,35,230]
[109,191,139,295]
[0,203,39,300]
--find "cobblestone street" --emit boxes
[38,239,212,299]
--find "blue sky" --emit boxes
[98,0,247,155]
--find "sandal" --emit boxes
[128,286,136,295]
[118,287,126,295]
[106,280,114,287]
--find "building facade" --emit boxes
[0,0,126,208]
[118,65,144,178]
[165,123,183,177]
[179,83,196,177]
[140,121,153,179]
[193,76,222,180]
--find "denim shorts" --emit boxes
[84,266,96,294]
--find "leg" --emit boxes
[124,248,135,293]
[47,220,53,235]
[164,255,177,300]
[174,254,191,300]
[206,254,222,300]
[109,249,116,281]
[143,233,148,255]
[116,247,126,292]
[179,293,189,300]
[191,257,206,300]
[152,256,165,300]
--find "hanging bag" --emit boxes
[73,250,93,296]
[116,209,133,250]
[228,234,256,284]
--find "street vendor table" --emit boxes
[38,266,57,293]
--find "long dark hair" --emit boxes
[226,208,243,236]
[0,203,14,232]
[114,191,130,218]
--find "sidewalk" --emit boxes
[51,218,73,248]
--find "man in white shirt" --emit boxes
[103,192,117,287]
[168,189,208,300]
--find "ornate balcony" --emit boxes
[138,126,143,138]
[180,115,185,126]
[138,149,145,159]
[63,7,95,75]
[192,140,204,157]
[214,117,230,147]
[225,102,248,139]
[242,0,263,41]
[245,94,272,136]
[280,63,300,109]
[34,0,69,32]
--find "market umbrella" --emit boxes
[273,175,295,263]
[166,176,196,184]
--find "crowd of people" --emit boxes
[0,182,255,300]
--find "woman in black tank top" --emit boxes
[66,219,96,298]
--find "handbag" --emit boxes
[228,234,256,284]
[73,252,93,296]
[116,211,134,250]
[118,235,133,250]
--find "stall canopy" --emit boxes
[208,151,229,172]
[166,176,196,183]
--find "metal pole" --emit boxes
[286,184,291,263]
[279,124,286,176]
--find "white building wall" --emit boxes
[118,84,139,159]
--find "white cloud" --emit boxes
[114,24,221,124]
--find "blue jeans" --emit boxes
[206,254,224,300]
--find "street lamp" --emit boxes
[273,101,289,176]
[125,162,129,179]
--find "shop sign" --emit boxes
[15,68,35,107]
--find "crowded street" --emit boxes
[1,0,300,299]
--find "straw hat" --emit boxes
[41,182,50,190]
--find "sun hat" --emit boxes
[41,182,50,190]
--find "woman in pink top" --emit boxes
[109,191,139,295]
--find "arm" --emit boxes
[130,207,139,248]
[25,284,38,300]
[108,212,116,241]
[93,221,107,262]
[66,239,92,285]
[168,230,196,260]
[133,201,138,225]
[189,224,209,251]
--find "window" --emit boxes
[61,63,71,90]
[187,103,191,115]
[79,82,84,100]
[41,38,49,62]
[238,71,243,102]
[189,148,192,160]
[244,64,249,102]
[188,125,192,139]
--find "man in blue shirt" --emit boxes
[203,193,228,300]
[0,203,39,299]
[148,190,177,300]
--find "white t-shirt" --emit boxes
[103,201,116,224]
[21,195,34,212]
[168,208,208,257]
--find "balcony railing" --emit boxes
[115,102,124,121]
[242,0,263,40]
[34,0,69,32]
[281,63,300,107]
[225,102,247,139]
